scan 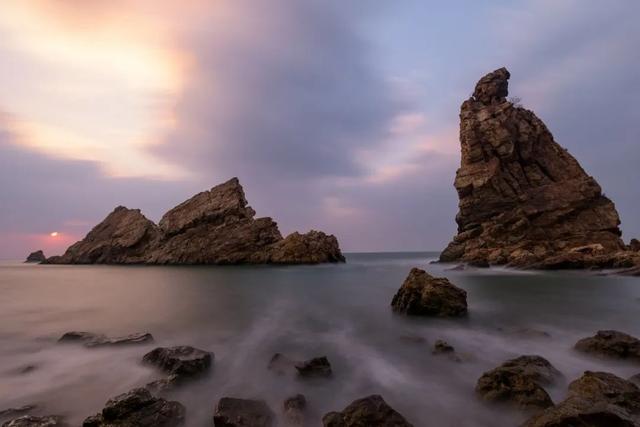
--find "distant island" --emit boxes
[440,68,640,272]
[45,178,344,265]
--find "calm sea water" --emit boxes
[1,252,640,426]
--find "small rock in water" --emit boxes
[283,394,306,426]
[142,346,213,377]
[432,339,455,354]
[475,355,562,410]
[267,353,297,375]
[574,330,640,361]
[2,415,66,427]
[523,371,640,426]
[24,251,46,263]
[391,268,467,317]
[58,331,153,348]
[295,356,332,378]
[322,394,414,427]
[82,387,184,427]
[213,398,274,427]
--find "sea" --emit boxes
[1,252,639,426]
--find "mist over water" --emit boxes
[1,253,640,426]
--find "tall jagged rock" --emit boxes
[440,67,627,268]
[47,178,344,265]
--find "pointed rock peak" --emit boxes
[472,67,510,105]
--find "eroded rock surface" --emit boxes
[2,416,66,427]
[82,388,185,427]
[391,268,467,317]
[322,395,413,427]
[524,371,640,426]
[440,68,637,270]
[475,355,562,410]
[142,346,212,390]
[213,398,274,427]
[24,251,46,263]
[58,331,153,348]
[47,178,344,265]
[575,330,640,361]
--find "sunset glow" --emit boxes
[50,232,59,237]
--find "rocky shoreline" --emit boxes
[42,178,344,265]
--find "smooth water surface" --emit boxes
[1,252,640,426]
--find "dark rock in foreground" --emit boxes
[46,178,344,265]
[24,251,46,263]
[2,415,66,427]
[439,67,638,270]
[283,394,306,427]
[524,371,640,426]
[391,268,467,317]
[213,398,274,427]
[322,395,413,427]
[475,355,562,410]
[142,346,212,387]
[575,330,640,362]
[295,356,332,378]
[58,331,153,348]
[83,388,185,427]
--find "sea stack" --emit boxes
[46,178,344,265]
[25,250,46,263]
[440,67,634,269]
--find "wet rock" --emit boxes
[432,339,455,354]
[2,416,66,427]
[322,395,413,427]
[48,178,344,265]
[213,398,274,427]
[574,330,640,361]
[267,353,297,375]
[0,406,36,420]
[295,356,332,378]
[142,346,213,378]
[524,371,640,426]
[475,355,561,410]
[283,394,306,426]
[82,387,185,427]
[58,331,153,348]
[440,68,630,270]
[24,251,46,263]
[391,268,467,317]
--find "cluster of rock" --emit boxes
[440,67,640,271]
[44,178,344,265]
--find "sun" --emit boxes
[50,231,59,237]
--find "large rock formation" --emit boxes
[46,178,344,265]
[440,68,637,269]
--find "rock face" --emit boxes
[213,398,274,427]
[440,67,633,269]
[524,371,640,426]
[82,388,185,427]
[24,251,46,263]
[475,355,562,410]
[322,395,414,427]
[575,330,640,361]
[47,178,344,265]
[2,416,66,427]
[391,268,467,317]
[58,331,153,347]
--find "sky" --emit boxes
[0,0,639,258]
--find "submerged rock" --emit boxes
[439,67,635,270]
[391,268,467,317]
[574,330,640,361]
[267,353,297,376]
[524,371,640,426]
[58,331,153,348]
[283,394,306,427]
[475,355,562,410]
[2,416,66,427]
[24,251,46,263]
[322,395,413,427]
[47,178,344,265]
[142,346,213,378]
[213,398,274,427]
[82,387,185,427]
[295,356,332,378]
